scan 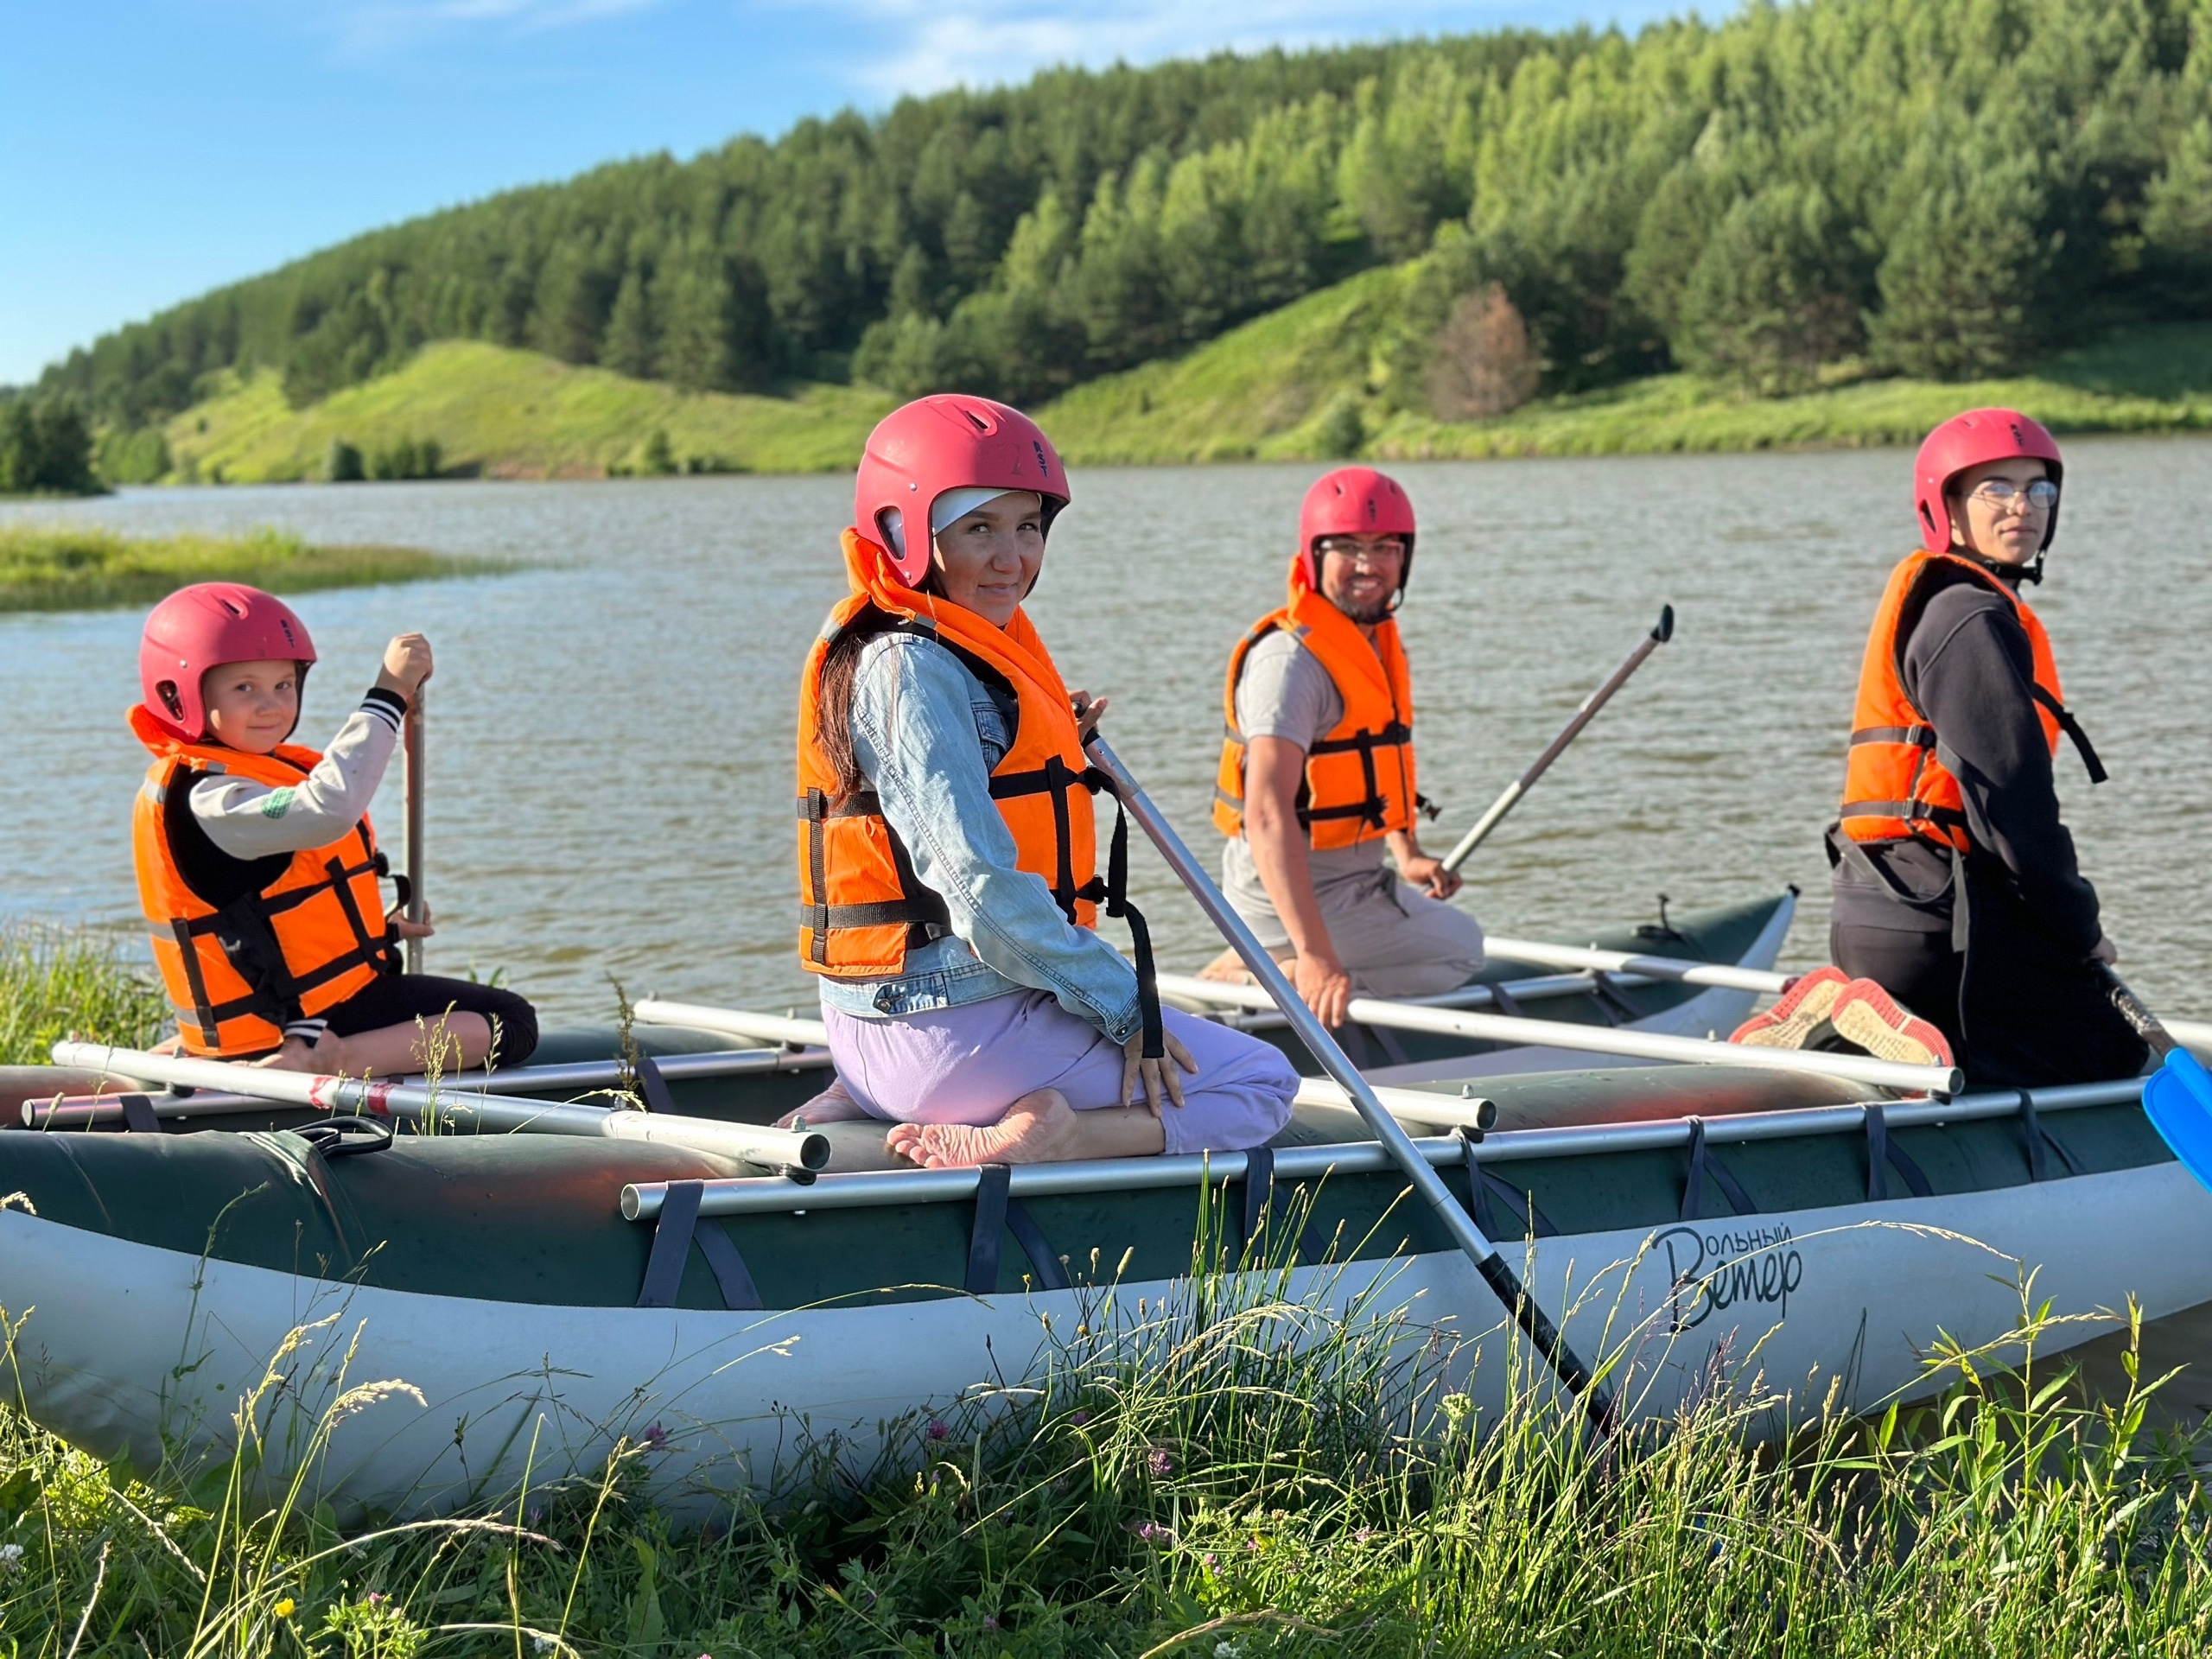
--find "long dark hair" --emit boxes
[814,564,944,801]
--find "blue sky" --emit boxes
[1,0,1704,387]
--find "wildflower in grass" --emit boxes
[532,1637,557,1654]
[1147,1445,1173,1478]
[1069,1408,1090,1427]
[275,1598,296,1618]
[365,1592,385,1605]
[641,1422,668,1451]
[926,1418,950,1441]
[982,1616,1000,1631]
[1134,1521,1172,1543]
[0,1543,20,1573]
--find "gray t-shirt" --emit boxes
[1223,629,1390,920]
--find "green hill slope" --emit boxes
[154,283,2212,486]
[163,343,893,482]
[1043,290,2212,466]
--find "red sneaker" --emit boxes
[1827,978,1954,1068]
[1729,965,1851,1050]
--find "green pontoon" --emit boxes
[0,887,2202,1519]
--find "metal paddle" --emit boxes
[2094,963,2212,1191]
[1084,731,1617,1431]
[1442,604,1675,873]
[404,687,427,974]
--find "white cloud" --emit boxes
[823,0,1649,101]
[319,0,664,58]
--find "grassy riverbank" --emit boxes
[0,523,501,613]
[0,924,166,1065]
[2,931,2209,1651]
[3,1272,2208,1655]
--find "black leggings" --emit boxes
[320,973,539,1067]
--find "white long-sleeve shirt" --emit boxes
[188,687,408,859]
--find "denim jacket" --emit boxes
[813,630,1144,1043]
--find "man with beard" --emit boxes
[1203,467,1484,1028]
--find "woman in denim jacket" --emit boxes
[787,396,1299,1167]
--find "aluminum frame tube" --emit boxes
[1478,937,1784,995]
[48,1041,830,1171]
[622,1074,2149,1220]
[404,690,426,976]
[1159,971,1957,1096]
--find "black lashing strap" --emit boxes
[1589,973,1641,1024]
[1864,1105,1935,1203]
[632,1052,678,1114]
[964,1164,1070,1294]
[1487,982,1526,1020]
[1459,1131,1558,1240]
[119,1094,161,1134]
[1232,1146,1325,1266]
[2012,1090,2082,1182]
[636,1181,763,1311]
[1680,1118,1758,1221]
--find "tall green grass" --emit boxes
[0,524,502,614]
[0,924,168,1065]
[3,1236,2205,1656]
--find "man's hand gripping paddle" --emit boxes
[2094,963,2212,1190]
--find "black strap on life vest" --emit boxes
[2028,685,2107,785]
[1301,719,1413,831]
[796,787,955,963]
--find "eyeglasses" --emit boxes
[1316,536,1407,569]
[1966,479,2059,515]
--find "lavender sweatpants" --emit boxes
[822,989,1299,1155]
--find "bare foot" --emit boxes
[1196,948,1255,984]
[249,1038,327,1073]
[774,1075,874,1129]
[885,1090,1082,1167]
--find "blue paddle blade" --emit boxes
[2142,1046,2212,1193]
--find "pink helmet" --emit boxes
[139,582,316,743]
[1914,408,2064,556]
[1298,466,1417,590]
[853,394,1071,588]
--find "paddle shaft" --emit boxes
[46,1040,828,1171]
[2094,961,2181,1058]
[404,690,426,974]
[1442,605,1674,874]
[1084,734,1615,1429]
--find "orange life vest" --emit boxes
[129,703,395,1058]
[1213,562,1426,850]
[1838,549,2106,851]
[796,530,1108,982]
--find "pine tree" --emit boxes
[601,268,656,378]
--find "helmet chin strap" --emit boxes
[1950,538,2044,587]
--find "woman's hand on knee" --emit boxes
[1122,1026,1198,1115]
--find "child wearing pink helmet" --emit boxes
[130,582,537,1075]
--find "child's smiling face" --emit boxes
[200,658,300,753]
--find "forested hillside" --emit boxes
[36,0,2212,474]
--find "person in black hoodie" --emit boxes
[1825,408,2144,1088]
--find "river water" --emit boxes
[3,441,2207,1027]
